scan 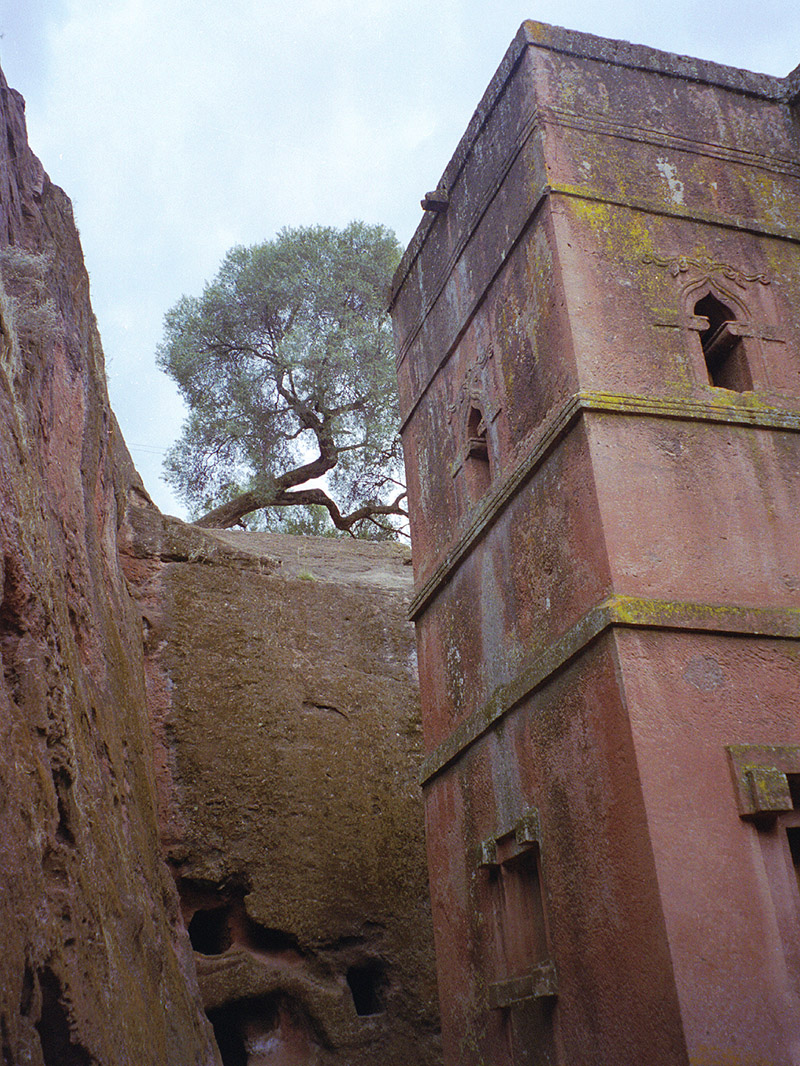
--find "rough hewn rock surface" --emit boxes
[120,511,442,1065]
[0,66,439,1066]
[0,70,220,1064]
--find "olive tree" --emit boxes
[157,222,407,535]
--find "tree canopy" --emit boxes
[157,222,407,536]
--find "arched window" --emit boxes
[694,293,752,391]
[465,405,491,500]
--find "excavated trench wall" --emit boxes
[0,68,219,1066]
[0,66,440,1066]
[120,511,442,1066]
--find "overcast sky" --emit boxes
[1,0,799,516]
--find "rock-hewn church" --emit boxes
[393,21,800,1066]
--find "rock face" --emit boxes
[120,512,441,1065]
[0,67,439,1066]
[0,70,220,1064]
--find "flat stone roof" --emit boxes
[206,528,414,593]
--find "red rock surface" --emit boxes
[0,68,220,1065]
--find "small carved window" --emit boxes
[787,827,800,895]
[694,294,752,392]
[188,907,232,955]
[465,405,491,501]
[477,811,557,1010]
[493,849,549,985]
[727,746,800,976]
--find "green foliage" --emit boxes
[157,221,405,535]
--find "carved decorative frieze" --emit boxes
[447,345,498,426]
[643,254,770,288]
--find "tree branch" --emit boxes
[273,487,408,534]
[194,486,408,532]
[193,490,265,528]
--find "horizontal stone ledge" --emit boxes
[539,106,800,181]
[518,22,784,101]
[409,391,800,622]
[550,182,800,245]
[420,594,800,785]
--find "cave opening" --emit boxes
[188,906,232,955]
[35,968,93,1066]
[346,960,387,1016]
